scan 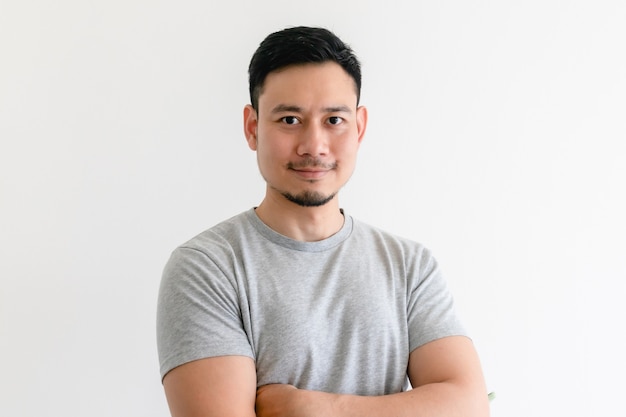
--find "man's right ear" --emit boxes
[243,105,258,151]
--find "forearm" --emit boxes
[256,337,490,417]
[256,381,489,417]
[331,381,488,417]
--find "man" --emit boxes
[157,26,490,417]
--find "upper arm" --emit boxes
[163,355,257,417]
[408,336,489,413]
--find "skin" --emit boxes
[162,62,490,417]
[243,61,367,242]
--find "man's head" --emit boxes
[244,27,367,210]
[248,26,362,111]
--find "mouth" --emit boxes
[287,159,337,180]
[290,168,330,180]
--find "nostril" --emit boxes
[297,132,329,157]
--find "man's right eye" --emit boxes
[281,116,300,125]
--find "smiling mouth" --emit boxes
[286,158,337,180]
[286,158,337,171]
[291,168,329,180]
[290,165,334,180]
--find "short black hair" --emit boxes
[248,26,362,110]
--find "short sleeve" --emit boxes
[156,246,253,380]
[406,249,467,352]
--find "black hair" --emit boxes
[248,26,362,110]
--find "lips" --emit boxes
[291,168,329,179]
[287,159,337,171]
[286,159,337,180]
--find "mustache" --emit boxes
[286,158,337,170]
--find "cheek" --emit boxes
[334,140,360,160]
[256,142,286,171]
[260,135,293,158]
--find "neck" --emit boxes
[254,193,345,242]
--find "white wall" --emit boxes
[1,1,624,416]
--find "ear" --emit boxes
[356,105,368,144]
[243,104,258,151]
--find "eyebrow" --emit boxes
[270,104,353,114]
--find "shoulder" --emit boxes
[158,210,266,308]
[160,209,260,282]
[174,209,255,256]
[349,216,435,265]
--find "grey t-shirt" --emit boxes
[157,208,466,395]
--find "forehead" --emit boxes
[258,62,358,109]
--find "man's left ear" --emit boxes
[356,106,368,144]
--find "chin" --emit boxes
[282,190,337,207]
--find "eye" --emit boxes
[281,116,300,125]
[327,116,344,125]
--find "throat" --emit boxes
[254,201,345,242]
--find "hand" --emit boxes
[256,384,318,417]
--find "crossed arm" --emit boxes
[162,335,490,417]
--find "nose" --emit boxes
[297,123,329,157]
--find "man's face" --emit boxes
[244,62,367,207]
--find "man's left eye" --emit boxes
[328,116,343,125]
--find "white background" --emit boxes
[1,1,625,416]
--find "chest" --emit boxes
[238,248,411,392]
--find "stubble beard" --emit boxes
[279,157,340,207]
[281,188,337,207]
